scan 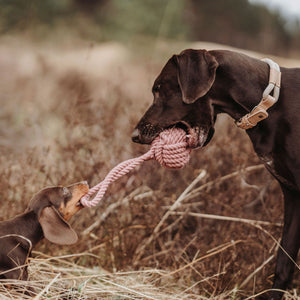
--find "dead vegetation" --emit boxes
[0,37,299,299]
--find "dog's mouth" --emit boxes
[59,182,89,221]
[132,122,211,149]
[170,121,209,149]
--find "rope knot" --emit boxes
[151,128,191,169]
[81,127,191,207]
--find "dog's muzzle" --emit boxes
[131,128,141,143]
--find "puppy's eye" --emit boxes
[62,187,70,197]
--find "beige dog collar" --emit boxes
[236,58,281,130]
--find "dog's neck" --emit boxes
[6,211,44,247]
[207,50,283,156]
[209,50,270,121]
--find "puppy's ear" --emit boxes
[39,206,78,245]
[176,49,218,104]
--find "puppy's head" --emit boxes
[27,181,89,245]
[132,49,218,149]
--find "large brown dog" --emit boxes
[132,49,300,299]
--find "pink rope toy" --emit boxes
[80,127,192,208]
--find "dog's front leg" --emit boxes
[270,186,300,299]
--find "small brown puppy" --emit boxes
[0,181,89,281]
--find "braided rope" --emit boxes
[80,128,191,208]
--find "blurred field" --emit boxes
[0,36,299,299]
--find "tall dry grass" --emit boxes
[0,37,299,299]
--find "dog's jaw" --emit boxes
[132,123,208,149]
[187,127,207,149]
[59,182,89,221]
[170,121,208,149]
[132,124,162,145]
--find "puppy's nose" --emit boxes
[131,128,141,143]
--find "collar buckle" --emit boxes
[236,59,281,130]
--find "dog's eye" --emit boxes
[153,84,161,93]
[62,187,70,197]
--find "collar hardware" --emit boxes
[236,58,281,130]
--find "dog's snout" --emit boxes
[132,128,141,143]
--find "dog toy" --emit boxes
[80,128,191,208]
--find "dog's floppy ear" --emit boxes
[39,206,78,245]
[176,49,218,104]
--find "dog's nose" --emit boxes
[131,128,141,143]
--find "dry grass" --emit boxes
[0,36,299,299]
[0,252,243,299]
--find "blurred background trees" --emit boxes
[0,0,299,56]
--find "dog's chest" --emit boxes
[259,154,278,174]
[259,154,297,190]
